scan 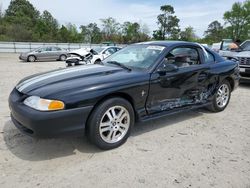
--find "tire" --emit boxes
[87,97,134,150]
[94,59,101,64]
[27,55,36,62]
[207,80,231,112]
[59,54,67,61]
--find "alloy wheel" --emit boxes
[216,84,230,108]
[99,106,130,144]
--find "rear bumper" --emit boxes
[9,89,93,138]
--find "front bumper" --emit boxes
[19,54,27,61]
[239,65,250,81]
[9,89,93,138]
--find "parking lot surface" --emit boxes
[0,53,250,188]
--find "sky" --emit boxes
[0,0,246,37]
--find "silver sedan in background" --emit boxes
[19,46,69,62]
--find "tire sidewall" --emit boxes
[88,98,134,150]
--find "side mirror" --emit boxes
[157,63,179,75]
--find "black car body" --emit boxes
[9,41,240,149]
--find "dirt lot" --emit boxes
[0,53,250,188]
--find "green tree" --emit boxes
[80,23,102,43]
[66,23,81,42]
[224,0,250,40]
[122,22,140,43]
[3,0,40,41]
[180,26,197,41]
[4,0,39,28]
[100,17,120,41]
[204,20,224,43]
[153,5,180,40]
[34,10,59,41]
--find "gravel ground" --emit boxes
[0,53,250,188]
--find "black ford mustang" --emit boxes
[9,41,240,149]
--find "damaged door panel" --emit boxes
[146,45,219,115]
[147,65,216,114]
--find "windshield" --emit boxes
[241,41,250,51]
[103,45,165,69]
[93,47,104,53]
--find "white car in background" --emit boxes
[66,46,122,65]
[211,42,221,52]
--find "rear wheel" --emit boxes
[27,55,36,62]
[87,97,134,150]
[207,80,231,112]
[59,54,67,61]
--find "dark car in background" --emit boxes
[19,46,69,62]
[9,41,240,150]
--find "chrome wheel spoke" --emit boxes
[106,131,113,141]
[99,106,130,144]
[216,84,230,108]
[112,131,117,140]
[106,111,113,121]
[111,108,117,118]
[101,128,110,134]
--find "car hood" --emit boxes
[16,64,146,98]
[69,48,92,56]
[235,51,250,58]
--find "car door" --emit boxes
[51,47,62,60]
[43,47,53,60]
[35,47,47,60]
[146,45,212,114]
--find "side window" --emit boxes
[204,51,215,64]
[36,48,46,52]
[241,41,250,51]
[52,47,61,51]
[105,48,116,54]
[165,47,200,68]
[46,47,52,51]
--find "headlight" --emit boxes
[23,96,65,111]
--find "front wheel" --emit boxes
[87,98,134,150]
[27,55,36,62]
[207,80,231,112]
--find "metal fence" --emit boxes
[0,41,125,53]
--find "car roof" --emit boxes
[136,40,200,47]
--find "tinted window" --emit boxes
[46,47,52,51]
[165,47,200,67]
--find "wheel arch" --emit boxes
[224,76,235,91]
[85,92,137,131]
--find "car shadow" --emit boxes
[132,110,204,137]
[3,109,205,161]
[239,82,250,88]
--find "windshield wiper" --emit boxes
[106,61,131,71]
